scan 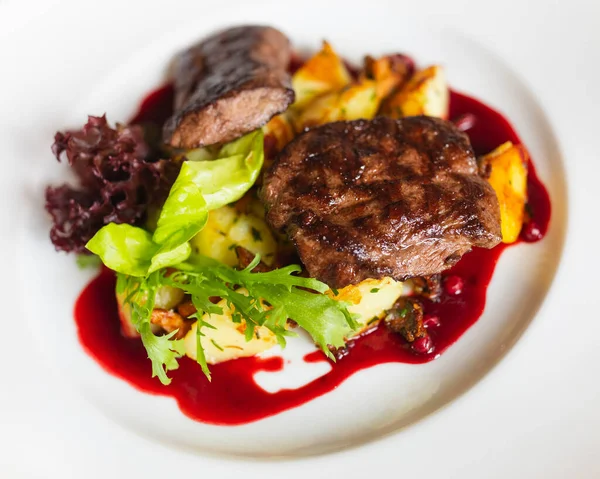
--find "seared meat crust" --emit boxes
[163,25,294,148]
[261,116,501,288]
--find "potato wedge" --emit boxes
[263,113,295,152]
[190,205,277,267]
[327,277,404,336]
[482,142,528,243]
[292,41,352,109]
[263,112,295,170]
[362,54,411,101]
[294,80,379,130]
[184,292,277,364]
[381,65,449,119]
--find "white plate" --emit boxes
[1,0,599,477]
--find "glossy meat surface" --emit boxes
[163,25,294,148]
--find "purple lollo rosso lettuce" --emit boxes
[45,115,177,254]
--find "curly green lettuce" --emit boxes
[116,256,356,384]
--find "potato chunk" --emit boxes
[292,41,352,109]
[362,54,411,101]
[184,292,277,364]
[293,48,415,130]
[327,277,404,336]
[263,113,295,152]
[263,113,295,170]
[190,205,277,267]
[482,142,528,243]
[381,65,449,119]
[294,80,379,130]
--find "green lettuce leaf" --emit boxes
[149,241,192,274]
[86,223,190,276]
[152,129,264,248]
[86,130,264,276]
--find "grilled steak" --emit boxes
[163,25,295,149]
[261,116,501,288]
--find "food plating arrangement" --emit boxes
[44,25,550,425]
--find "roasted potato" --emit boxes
[327,277,404,336]
[184,291,277,364]
[263,113,295,152]
[362,54,411,101]
[292,41,352,109]
[263,113,295,170]
[482,142,528,243]
[190,205,278,267]
[294,80,379,130]
[381,65,449,119]
[293,47,417,130]
[150,309,192,340]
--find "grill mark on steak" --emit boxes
[261,116,501,288]
[163,25,294,149]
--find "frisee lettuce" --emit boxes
[117,254,357,385]
[116,272,186,384]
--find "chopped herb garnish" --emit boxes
[331,287,339,296]
[370,288,380,293]
[250,226,262,242]
[211,339,224,352]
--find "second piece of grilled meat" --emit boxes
[163,25,295,149]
